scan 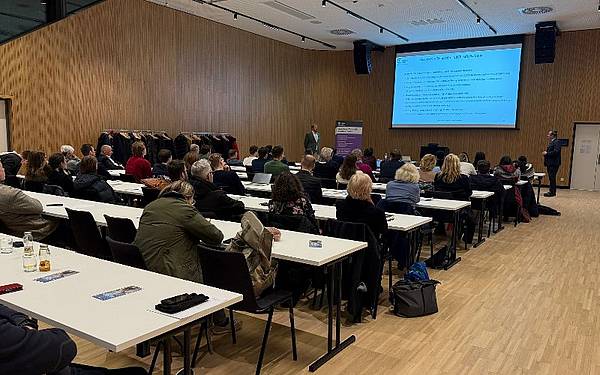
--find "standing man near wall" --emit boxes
[304,124,320,155]
[543,129,561,197]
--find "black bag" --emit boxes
[392,279,440,318]
[538,204,561,216]
[155,293,209,314]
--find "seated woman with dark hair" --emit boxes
[472,151,486,168]
[335,154,358,186]
[362,147,377,170]
[24,151,50,193]
[72,156,120,204]
[268,172,318,232]
[493,155,521,184]
[336,172,387,237]
[47,153,74,195]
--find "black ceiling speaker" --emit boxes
[353,40,385,75]
[535,21,558,64]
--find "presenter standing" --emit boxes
[543,129,561,197]
[304,124,320,155]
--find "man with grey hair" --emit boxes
[98,145,123,170]
[313,147,338,181]
[188,159,245,220]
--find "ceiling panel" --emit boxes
[144,1,600,50]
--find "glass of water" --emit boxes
[0,236,13,254]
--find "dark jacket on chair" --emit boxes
[295,170,323,204]
[72,173,119,204]
[189,176,245,220]
[335,196,388,237]
[313,160,338,180]
[213,170,245,195]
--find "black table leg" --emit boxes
[183,328,192,375]
[495,195,505,233]
[536,177,543,204]
[473,198,486,248]
[441,210,462,270]
[309,260,356,372]
[163,336,172,375]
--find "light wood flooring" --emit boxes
[61,188,600,374]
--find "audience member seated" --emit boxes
[226,149,243,166]
[295,154,323,204]
[264,145,290,176]
[23,151,50,192]
[209,153,246,195]
[493,155,521,184]
[331,148,344,166]
[385,163,421,207]
[470,160,505,217]
[268,172,318,232]
[189,144,200,155]
[517,155,535,180]
[243,145,258,167]
[336,172,388,237]
[47,153,74,195]
[336,154,358,186]
[419,153,438,183]
[459,152,476,175]
[199,144,211,160]
[380,149,405,181]
[0,304,147,375]
[184,150,201,176]
[351,148,375,181]
[134,181,234,332]
[362,147,377,170]
[98,145,124,170]
[17,150,31,176]
[152,148,172,177]
[0,160,59,240]
[435,150,446,169]
[251,147,269,173]
[434,153,473,201]
[189,159,246,220]
[72,156,120,204]
[61,145,80,175]
[0,151,23,176]
[472,151,486,168]
[125,141,152,182]
[313,147,338,181]
[168,159,187,182]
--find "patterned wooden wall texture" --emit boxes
[1,0,599,184]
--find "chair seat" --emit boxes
[254,289,293,313]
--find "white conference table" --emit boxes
[23,191,367,369]
[108,169,126,177]
[0,234,242,375]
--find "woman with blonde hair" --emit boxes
[419,153,439,182]
[335,172,387,236]
[434,153,472,201]
[385,163,421,207]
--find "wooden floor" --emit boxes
[65,188,600,374]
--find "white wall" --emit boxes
[0,100,7,152]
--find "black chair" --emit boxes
[245,165,255,181]
[42,184,65,196]
[23,180,45,193]
[106,236,146,269]
[104,215,137,243]
[198,245,297,375]
[119,174,137,183]
[4,175,23,189]
[319,178,337,189]
[65,208,112,260]
[141,186,160,207]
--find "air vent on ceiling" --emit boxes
[261,1,315,20]
[410,18,445,26]
[330,29,355,35]
[310,20,323,24]
[519,6,553,15]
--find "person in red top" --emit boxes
[125,141,152,182]
[351,148,375,181]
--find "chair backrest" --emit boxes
[119,174,137,183]
[265,212,319,234]
[104,215,137,243]
[245,165,255,181]
[319,178,337,189]
[106,236,147,270]
[65,208,112,260]
[23,180,45,193]
[431,190,456,200]
[377,199,416,216]
[197,244,259,312]
[141,187,160,206]
[42,184,65,197]
[4,175,23,189]
[370,193,382,206]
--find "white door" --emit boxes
[0,100,8,152]
[571,124,600,191]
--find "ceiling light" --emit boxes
[233,13,238,20]
[322,0,326,7]
[379,27,383,33]
[519,6,554,15]
[301,36,305,42]
[476,17,480,23]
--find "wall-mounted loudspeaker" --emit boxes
[353,40,385,75]
[535,21,558,64]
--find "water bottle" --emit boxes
[22,232,36,272]
[38,244,51,272]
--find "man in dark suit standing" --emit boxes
[303,124,320,155]
[543,129,561,197]
[296,154,323,204]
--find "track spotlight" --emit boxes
[233,13,238,20]
[301,36,305,42]
[476,17,481,23]
[322,0,327,7]
[379,27,383,33]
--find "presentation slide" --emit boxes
[391,44,522,128]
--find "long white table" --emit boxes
[0,234,242,375]
[23,191,367,369]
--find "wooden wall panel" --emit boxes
[1,0,599,185]
[306,30,600,186]
[0,0,313,160]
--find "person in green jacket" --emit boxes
[263,145,289,177]
[134,180,239,333]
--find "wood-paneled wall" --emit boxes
[0,0,313,160]
[1,0,600,184]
